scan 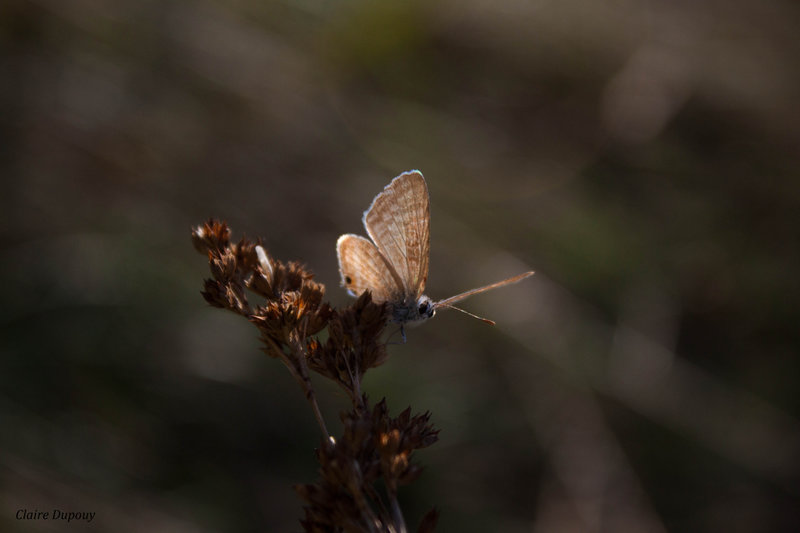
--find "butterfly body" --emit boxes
[336,170,533,330]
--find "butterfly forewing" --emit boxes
[336,234,405,302]
[363,170,430,301]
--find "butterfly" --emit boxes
[336,170,533,338]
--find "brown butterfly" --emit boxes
[336,170,533,338]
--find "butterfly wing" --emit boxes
[363,170,430,301]
[336,234,405,302]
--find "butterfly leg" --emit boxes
[385,325,408,345]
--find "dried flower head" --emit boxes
[296,399,439,533]
[192,220,254,315]
[192,219,332,351]
[306,291,390,398]
[250,262,332,351]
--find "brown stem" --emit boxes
[389,490,408,533]
[294,321,330,440]
[265,332,330,439]
[305,382,329,439]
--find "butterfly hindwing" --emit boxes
[363,170,430,301]
[336,234,405,302]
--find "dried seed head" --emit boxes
[193,220,332,350]
[296,398,439,531]
[307,292,390,396]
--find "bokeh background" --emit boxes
[2,0,799,531]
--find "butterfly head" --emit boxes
[417,295,436,320]
[390,295,436,324]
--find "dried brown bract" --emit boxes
[192,220,439,532]
[191,218,232,254]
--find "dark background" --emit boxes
[2,1,799,531]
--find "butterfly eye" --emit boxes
[418,301,429,315]
[345,276,352,285]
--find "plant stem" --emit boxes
[389,491,408,533]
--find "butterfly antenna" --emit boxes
[438,304,496,325]
[435,271,535,307]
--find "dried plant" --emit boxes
[191,219,439,533]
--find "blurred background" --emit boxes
[2,0,799,531]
